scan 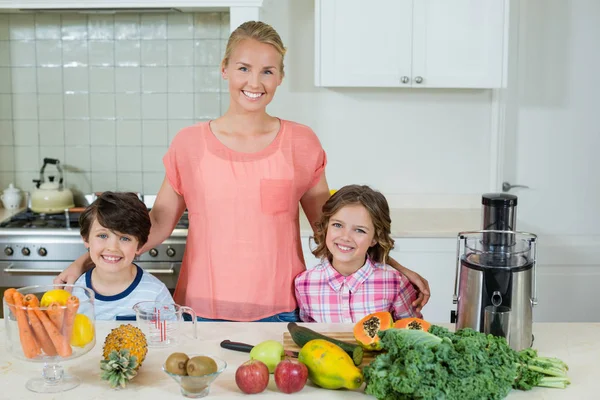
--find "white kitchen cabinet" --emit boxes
[315,0,508,88]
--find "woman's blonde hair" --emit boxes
[221,21,287,76]
[312,185,395,264]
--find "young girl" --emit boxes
[295,185,423,323]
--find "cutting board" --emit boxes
[283,332,378,368]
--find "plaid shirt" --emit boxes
[294,257,421,323]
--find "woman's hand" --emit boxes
[53,252,91,285]
[401,268,430,313]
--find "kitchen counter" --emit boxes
[0,207,24,224]
[0,321,596,399]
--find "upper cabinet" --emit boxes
[314,0,508,88]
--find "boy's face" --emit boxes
[83,218,139,272]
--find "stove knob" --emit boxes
[149,248,158,257]
[166,247,176,257]
[22,247,30,256]
[38,247,47,257]
[4,247,13,256]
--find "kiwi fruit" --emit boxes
[165,352,190,376]
[186,356,218,376]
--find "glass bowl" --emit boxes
[163,355,227,398]
[3,284,95,393]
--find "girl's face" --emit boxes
[325,204,377,272]
[84,218,139,274]
[222,38,283,113]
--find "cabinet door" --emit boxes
[315,0,413,87]
[411,0,507,88]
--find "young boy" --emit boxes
[73,192,173,320]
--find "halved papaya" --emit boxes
[353,311,393,351]
[393,317,431,332]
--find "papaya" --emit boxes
[394,317,431,331]
[353,311,393,351]
[298,339,364,390]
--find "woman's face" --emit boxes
[222,38,283,113]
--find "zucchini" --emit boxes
[287,322,363,366]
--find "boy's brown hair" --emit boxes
[79,192,151,248]
[312,185,395,264]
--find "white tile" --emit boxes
[142,120,167,146]
[38,94,64,120]
[0,146,15,170]
[90,120,116,146]
[116,146,142,171]
[9,14,35,40]
[141,93,167,119]
[39,120,65,146]
[64,120,90,146]
[62,41,88,67]
[91,172,117,192]
[11,67,36,93]
[116,120,142,146]
[140,14,167,39]
[13,120,38,146]
[0,42,10,67]
[167,40,194,66]
[89,41,114,66]
[14,171,38,191]
[115,40,140,67]
[117,172,143,192]
[10,41,36,67]
[193,13,221,39]
[168,14,194,39]
[36,40,62,67]
[89,93,115,119]
[42,146,65,163]
[0,120,13,146]
[0,15,9,40]
[91,146,116,172]
[115,94,141,119]
[89,67,115,93]
[220,12,230,39]
[168,93,193,119]
[0,172,16,190]
[64,93,89,119]
[65,146,91,171]
[0,94,12,119]
[88,15,114,40]
[142,172,163,194]
[141,40,167,66]
[168,120,195,143]
[14,146,40,172]
[61,14,88,40]
[65,171,91,192]
[194,39,221,66]
[142,146,167,172]
[63,67,89,92]
[168,66,193,92]
[37,67,63,93]
[114,14,140,40]
[35,14,61,40]
[0,67,10,93]
[141,67,167,92]
[115,67,141,93]
[194,66,220,92]
[195,93,221,119]
[12,94,38,119]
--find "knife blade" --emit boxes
[220,340,299,358]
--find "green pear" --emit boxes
[250,340,285,373]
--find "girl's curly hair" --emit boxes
[312,185,395,264]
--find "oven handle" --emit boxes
[3,263,64,274]
[143,267,176,275]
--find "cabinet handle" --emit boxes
[400,76,409,84]
[502,181,530,192]
[414,76,424,84]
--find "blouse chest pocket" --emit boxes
[260,179,293,215]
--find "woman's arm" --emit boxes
[387,257,430,312]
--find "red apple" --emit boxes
[235,359,270,394]
[274,359,308,394]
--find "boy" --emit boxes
[73,192,173,320]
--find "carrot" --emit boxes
[33,307,72,358]
[12,292,41,359]
[63,296,80,344]
[3,288,16,316]
[24,294,57,356]
[47,302,65,331]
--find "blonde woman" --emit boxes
[56,21,430,321]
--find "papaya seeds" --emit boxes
[187,356,218,376]
[165,352,190,376]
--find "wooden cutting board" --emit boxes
[283,332,378,368]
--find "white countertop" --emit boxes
[0,206,23,224]
[0,321,596,399]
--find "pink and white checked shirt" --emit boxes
[294,257,422,323]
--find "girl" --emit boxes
[295,185,422,323]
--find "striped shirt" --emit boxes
[294,258,421,323]
[73,264,174,320]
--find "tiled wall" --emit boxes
[0,11,229,196]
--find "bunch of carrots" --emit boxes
[4,288,79,359]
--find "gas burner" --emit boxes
[0,210,81,229]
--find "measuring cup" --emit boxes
[133,301,197,347]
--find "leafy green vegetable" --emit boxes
[362,326,570,400]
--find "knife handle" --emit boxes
[220,340,254,353]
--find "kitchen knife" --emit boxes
[220,340,299,358]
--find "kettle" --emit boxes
[31,158,75,214]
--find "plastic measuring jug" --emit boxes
[133,301,197,347]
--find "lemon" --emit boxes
[40,289,71,307]
[70,314,94,348]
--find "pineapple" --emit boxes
[100,324,148,388]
